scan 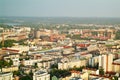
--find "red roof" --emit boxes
[2,48,19,52]
[83,68,97,71]
[63,46,72,48]
[90,74,112,79]
[105,71,116,75]
[112,62,120,65]
[77,44,90,48]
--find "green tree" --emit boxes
[115,30,120,39]
[29,70,33,76]
[0,40,16,48]
[51,64,58,69]
[13,71,21,76]
[112,76,118,80]
[33,63,38,68]
[8,59,13,67]
[50,69,71,79]
[20,75,32,80]
[99,67,104,75]
[0,60,9,68]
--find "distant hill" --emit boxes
[0,17,120,24]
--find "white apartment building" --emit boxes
[99,54,113,72]
[58,59,87,70]
[33,70,50,80]
[0,72,13,80]
[22,59,42,66]
[8,45,29,53]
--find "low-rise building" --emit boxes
[37,60,55,69]
[70,71,88,80]
[3,53,19,60]
[7,45,29,53]
[58,58,87,70]
[89,74,111,80]
[22,59,42,66]
[112,59,120,73]
[33,70,50,80]
[2,66,18,73]
[82,68,98,74]
[0,72,13,80]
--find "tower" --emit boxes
[99,54,113,72]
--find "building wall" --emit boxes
[37,61,51,68]
[2,66,18,73]
[0,72,13,80]
[58,59,87,70]
[23,59,42,66]
[33,71,50,80]
[113,64,120,73]
[99,54,113,72]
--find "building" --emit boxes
[22,59,42,66]
[89,74,111,80]
[82,68,98,74]
[99,54,113,72]
[3,53,19,60]
[7,45,29,53]
[70,71,88,80]
[80,29,116,40]
[35,29,52,38]
[33,70,50,80]
[0,72,13,80]
[2,66,18,73]
[89,56,99,67]
[37,60,53,69]
[58,58,87,70]
[70,77,82,80]
[112,59,120,73]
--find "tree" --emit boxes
[49,69,71,79]
[13,71,21,76]
[8,59,13,67]
[19,75,32,80]
[112,76,118,80]
[115,30,120,40]
[51,64,58,69]
[99,67,104,75]
[72,42,77,52]
[29,70,33,76]
[33,63,38,68]
[0,40,16,48]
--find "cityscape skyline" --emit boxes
[0,0,120,80]
[0,0,120,17]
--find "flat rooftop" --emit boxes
[114,58,120,64]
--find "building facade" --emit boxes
[33,71,50,80]
[0,72,13,80]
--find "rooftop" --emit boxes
[114,58,120,64]
[34,70,48,76]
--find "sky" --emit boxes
[0,0,120,17]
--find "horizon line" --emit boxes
[1,16,120,18]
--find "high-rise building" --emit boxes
[99,54,113,72]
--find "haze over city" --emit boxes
[0,0,120,80]
[1,0,120,17]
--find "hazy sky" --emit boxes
[0,0,120,17]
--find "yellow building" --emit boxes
[0,72,13,80]
[2,66,18,73]
[70,71,88,80]
[58,58,87,70]
[112,59,120,73]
